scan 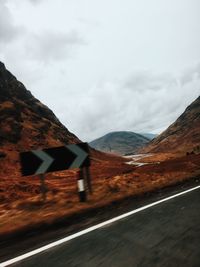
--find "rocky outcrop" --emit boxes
[142,96,200,154]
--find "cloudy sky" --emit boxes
[0,0,200,141]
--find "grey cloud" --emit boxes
[28,0,44,4]
[180,63,200,86]
[57,66,200,141]
[124,72,173,92]
[77,18,100,28]
[26,31,86,63]
[0,1,22,44]
[1,0,199,142]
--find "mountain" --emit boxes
[89,131,150,155]
[142,96,200,154]
[0,62,80,174]
[139,133,157,140]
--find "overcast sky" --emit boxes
[0,0,200,141]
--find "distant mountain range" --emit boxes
[138,133,157,140]
[142,96,200,154]
[89,131,151,155]
[90,95,200,156]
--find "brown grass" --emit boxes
[0,151,200,236]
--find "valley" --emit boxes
[0,62,199,244]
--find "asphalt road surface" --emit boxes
[2,185,200,267]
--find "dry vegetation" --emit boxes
[1,62,200,238]
[0,150,200,237]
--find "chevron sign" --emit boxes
[20,143,90,176]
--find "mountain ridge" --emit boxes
[89,131,150,155]
[0,61,80,175]
[142,96,200,154]
[0,61,79,148]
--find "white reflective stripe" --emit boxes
[78,179,84,192]
[32,151,54,175]
[67,144,88,169]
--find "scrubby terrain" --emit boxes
[142,96,200,154]
[0,62,200,237]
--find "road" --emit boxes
[1,184,200,267]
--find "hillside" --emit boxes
[0,61,80,176]
[0,63,200,241]
[89,131,150,155]
[142,96,200,154]
[0,61,133,203]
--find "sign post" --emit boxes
[77,168,87,202]
[20,142,91,202]
[84,166,92,194]
[39,174,48,202]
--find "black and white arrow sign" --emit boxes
[20,143,90,176]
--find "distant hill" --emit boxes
[139,133,157,140]
[142,96,200,154]
[89,131,150,155]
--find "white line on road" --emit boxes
[1,184,200,267]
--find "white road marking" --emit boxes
[1,184,200,267]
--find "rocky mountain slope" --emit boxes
[142,96,200,154]
[89,131,150,155]
[0,62,80,175]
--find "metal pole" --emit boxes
[84,166,92,194]
[39,174,47,202]
[77,168,87,202]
